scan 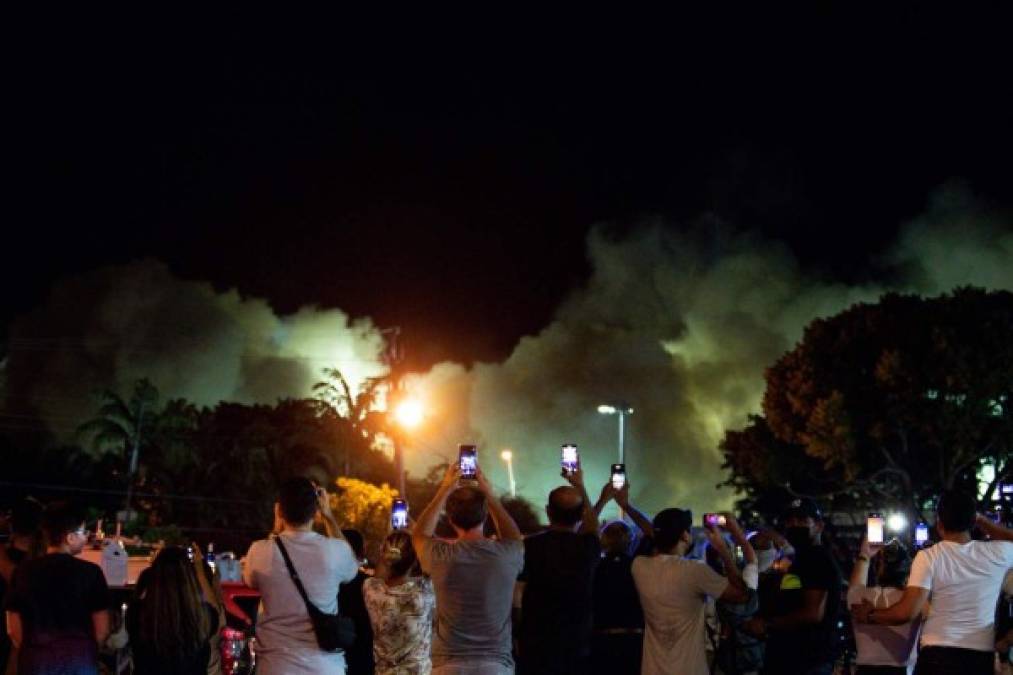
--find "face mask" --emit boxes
[756,547,778,573]
[784,526,813,551]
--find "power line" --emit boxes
[0,480,262,505]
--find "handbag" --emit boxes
[274,536,356,652]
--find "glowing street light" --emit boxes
[597,403,634,463]
[501,449,516,498]
[391,397,425,497]
[394,399,424,429]
[886,513,908,533]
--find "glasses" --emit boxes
[72,528,88,537]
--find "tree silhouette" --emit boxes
[723,287,1012,520]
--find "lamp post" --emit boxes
[501,450,516,497]
[598,403,633,519]
[597,403,634,464]
[393,398,424,497]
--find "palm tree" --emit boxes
[78,379,159,516]
[313,368,387,476]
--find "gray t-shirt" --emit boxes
[420,537,524,668]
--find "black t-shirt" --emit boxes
[591,553,643,630]
[3,553,110,674]
[126,599,218,675]
[338,570,374,675]
[518,530,601,666]
[762,544,843,673]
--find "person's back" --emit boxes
[243,479,359,675]
[846,539,920,675]
[849,491,1013,675]
[413,461,525,675]
[633,554,730,674]
[3,503,110,675]
[125,548,220,675]
[911,539,1012,651]
[631,508,748,675]
[425,537,522,667]
[337,530,374,675]
[590,520,645,675]
[0,497,43,672]
[517,480,601,674]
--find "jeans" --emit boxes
[913,646,995,675]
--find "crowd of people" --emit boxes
[1,463,1012,675]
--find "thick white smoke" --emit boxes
[2,260,388,434]
[3,187,1011,516]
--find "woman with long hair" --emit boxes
[363,530,436,674]
[848,537,923,675]
[126,545,221,675]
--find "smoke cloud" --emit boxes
[3,186,1011,516]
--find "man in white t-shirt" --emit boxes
[631,508,749,675]
[244,478,360,675]
[851,490,1013,675]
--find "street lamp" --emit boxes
[501,450,516,498]
[597,403,634,464]
[392,397,424,497]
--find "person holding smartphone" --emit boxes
[242,478,359,675]
[847,536,921,674]
[631,506,749,675]
[851,491,1013,675]
[515,465,601,675]
[590,479,654,675]
[411,461,523,675]
[743,497,842,675]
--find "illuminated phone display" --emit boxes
[459,445,477,478]
[867,514,885,545]
[561,444,579,475]
[611,463,626,490]
[391,499,408,530]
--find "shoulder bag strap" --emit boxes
[274,536,317,613]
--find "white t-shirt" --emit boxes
[631,554,730,675]
[907,539,1013,652]
[846,585,921,672]
[243,530,359,674]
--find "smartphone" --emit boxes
[391,499,408,530]
[867,513,885,545]
[611,463,626,490]
[459,444,477,479]
[187,546,194,562]
[915,522,929,546]
[703,513,727,528]
[1000,483,1013,496]
[561,444,579,476]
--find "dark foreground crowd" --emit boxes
[2,464,1012,675]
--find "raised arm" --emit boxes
[848,535,878,589]
[722,513,756,565]
[190,542,221,606]
[614,482,654,539]
[315,485,347,543]
[412,464,460,550]
[562,468,599,535]
[476,467,523,542]
[593,482,617,520]
[705,525,748,603]
[977,513,1013,542]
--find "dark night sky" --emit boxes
[5,8,1011,369]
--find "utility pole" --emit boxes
[382,328,407,497]
[123,400,146,523]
